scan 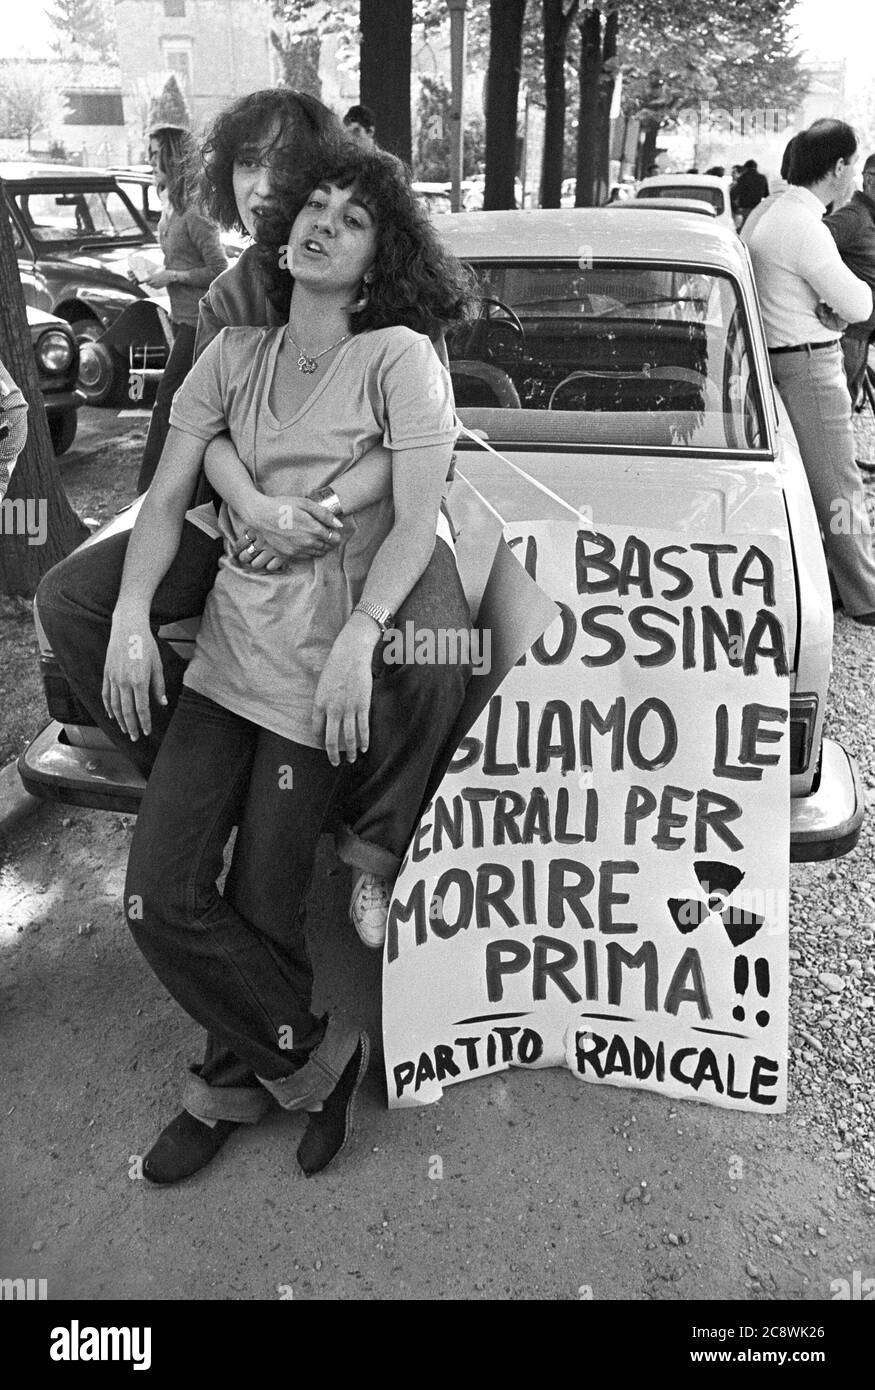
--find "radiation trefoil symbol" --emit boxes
[667,860,765,946]
[667,860,771,1027]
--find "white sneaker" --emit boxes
[349,872,391,949]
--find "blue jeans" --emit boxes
[125,687,362,1120]
[36,530,470,875]
[771,341,875,615]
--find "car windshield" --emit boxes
[447,260,767,451]
[640,184,725,212]
[11,185,144,245]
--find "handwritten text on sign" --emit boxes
[382,523,790,1113]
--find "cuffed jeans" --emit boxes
[770,341,875,616]
[136,321,197,495]
[125,687,360,1120]
[36,527,470,873]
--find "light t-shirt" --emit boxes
[168,323,456,747]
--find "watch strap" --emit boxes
[311,485,344,519]
[353,600,394,633]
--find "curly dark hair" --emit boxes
[254,143,477,338]
[199,88,341,232]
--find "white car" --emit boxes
[19,208,865,860]
[635,174,735,230]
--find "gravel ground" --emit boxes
[786,402,875,1216]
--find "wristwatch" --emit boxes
[353,600,394,633]
[311,485,344,519]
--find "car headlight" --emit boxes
[36,330,74,374]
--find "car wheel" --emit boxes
[72,320,127,407]
[48,410,78,456]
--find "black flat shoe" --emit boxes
[142,1110,238,1185]
[296,1032,370,1177]
[849,610,875,626]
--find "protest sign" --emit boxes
[383,521,791,1114]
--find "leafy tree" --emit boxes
[414,74,485,181]
[46,0,118,64]
[271,29,323,99]
[616,0,806,178]
[150,73,192,132]
[0,193,88,598]
[0,63,71,153]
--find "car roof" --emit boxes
[0,162,122,181]
[108,166,153,180]
[436,207,748,274]
[615,197,718,216]
[638,173,730,190]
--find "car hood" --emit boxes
[34,245,146,297]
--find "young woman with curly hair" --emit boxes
[136,124,228,492]
[96,144,475,1183]
[39,90,476,961]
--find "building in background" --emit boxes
[0,59,126,165]
[114,0,278,145]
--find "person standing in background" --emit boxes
[731,159,770,226]
[743,119,875,622]
[136,115,228,494]
[824,152,875,410]
[343,105,377,149]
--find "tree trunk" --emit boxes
[574,5,601,206]
[484,0,527,210]
[636,117,659,180]
[0,185,88,598]
[360,0,413,163]
[595,5,617,203]
[539,0,578,208]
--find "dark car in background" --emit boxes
[2,162,168,406]
[26,305,83,455]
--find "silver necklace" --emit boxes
[286,325,351,374]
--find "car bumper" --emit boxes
[789,737,864,861]
[19,724,866,860]
[18,721,145,815]
[43,387,85,416]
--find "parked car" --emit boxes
[106,164,163,229]
[18,207,865,860]
[26,304,84,455]
[2,162,168,406]
[412,182,452,216]
[634,173,735,230]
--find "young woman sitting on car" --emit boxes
[37,88,473,955]
[101,143,474,1184]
